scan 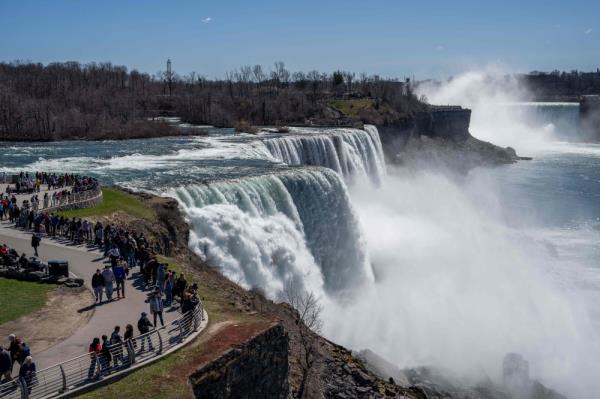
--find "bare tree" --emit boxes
[283,282,323,399]
[252,65,265,85]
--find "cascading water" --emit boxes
[171,167,372,298]
[6,117,597,396]
[260,125,386,185]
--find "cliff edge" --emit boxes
[319,100,524,172]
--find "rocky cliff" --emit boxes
[376,107,525,172]
[189,323,290,399]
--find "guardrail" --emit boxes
[0,306,204,399]
[42,186,102,212]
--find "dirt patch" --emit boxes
[183,320,274,371]
[0,285,94,354]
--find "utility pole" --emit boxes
[166,59,173,96]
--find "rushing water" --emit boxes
[1,111,600,397]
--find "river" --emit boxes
[1,104,599,397]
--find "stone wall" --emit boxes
[189,323,289,399]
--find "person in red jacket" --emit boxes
[87,337,102,379]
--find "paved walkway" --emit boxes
[0,221,179,371]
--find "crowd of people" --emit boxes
[85,246,201,381]
[4,172,99,195]
[86,282,200,380]
[0,172,99,227]
[0,335,35,391]
[0,172,202,389]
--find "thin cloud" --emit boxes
[202,17,212,24]
[585,28,592,34]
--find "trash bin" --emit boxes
[48,260,69,277]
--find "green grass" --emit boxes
[57,188,155,220]
[156,256,184,275]
[0,278,53,325]
[328,99,375,117]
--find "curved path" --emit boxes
[0,221,180,372]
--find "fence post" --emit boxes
[59,364,67,393]
[193,310,199,332]
[178,320,185,343]
[157,329,163,354]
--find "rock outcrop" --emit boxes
[189,323,289,399]
[376,106,524,172]
[357,349,567,399]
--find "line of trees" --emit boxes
[520,69,600,99]
[0,60,425,140]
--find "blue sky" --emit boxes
[0,0,598,79]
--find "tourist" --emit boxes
[127,235,137,268]
[87,337,102,379]
[18,253,28,268]
[144,254,157,287]
[164,272,174,307]
[181,291,198,315]
[0,345,12,382]
[110,326,124,366]
[91,269,104,304]
[124,324,134,342]
[101,265,115,301]
[174,273,187,302]
[149,291,164,327]
[100,335,112,371]
[124,324,136,351]
[94,222,103,247]
[107,246,120,269]
[30,233,41,257]
[137,312,154,352]
[18,356,36,393]
[181,291,199,335]
[7,335,19,371]
[114,260,126,299]
[155,263,165,293]
[17,341,31,366]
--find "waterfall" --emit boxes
[171,167,372,298]
[261,125,386,185]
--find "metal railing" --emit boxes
[13,186,102,216]
[42,186,102,212]
[0,306,204,399]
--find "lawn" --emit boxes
[57,188,155,221]
[328,99,375,118]
[0,278,53,325]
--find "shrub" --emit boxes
[234,119,258,134]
